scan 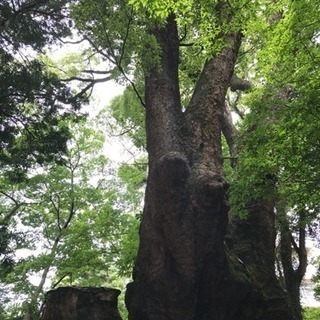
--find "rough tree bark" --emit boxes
[125,9,295,320]
[229,200,295,320]
[41,287,122,320]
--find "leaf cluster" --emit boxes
[0,1,87,181]
[110,86,146,149]
[303,307,320,320]
[0,0,74,52]
[228,0,320,220]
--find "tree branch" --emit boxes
[221,101,238,167]
[70,76,112,101]
[296,211,307,279]
[230,74,251,92]
[0,191,35,223]
[1,203,23,224]
[51,272,73,289]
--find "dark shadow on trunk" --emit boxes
[228,200,296,319]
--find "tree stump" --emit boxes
[41,286,122,320]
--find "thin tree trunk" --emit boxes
[279,207,307,320]
[23,237,60,320]
[23,193,76,319]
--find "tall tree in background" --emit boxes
[228,2,320,319]
[0,3,142,319]
[0,117,143,319]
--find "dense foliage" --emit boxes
[227,3,320,311]
[0,0,87,182]
[0,1,82,304]
[230,0,320,216]
[303,307,320,320]
[0,117,143,318]
[0,1,141,318]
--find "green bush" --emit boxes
[303,307,320,320]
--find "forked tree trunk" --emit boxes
[125,13,295,320]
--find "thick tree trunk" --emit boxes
[125,13,295,320]
[41,287,122,320]
[125,13,239,320]
[229,200,295,319]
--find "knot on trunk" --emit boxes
[230,75,251,92]
[155,152,190,192]
[192,172,228,212]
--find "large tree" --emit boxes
[123,6,292,320]
[69,0,320,319]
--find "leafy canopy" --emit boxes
[0,0,86,181]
